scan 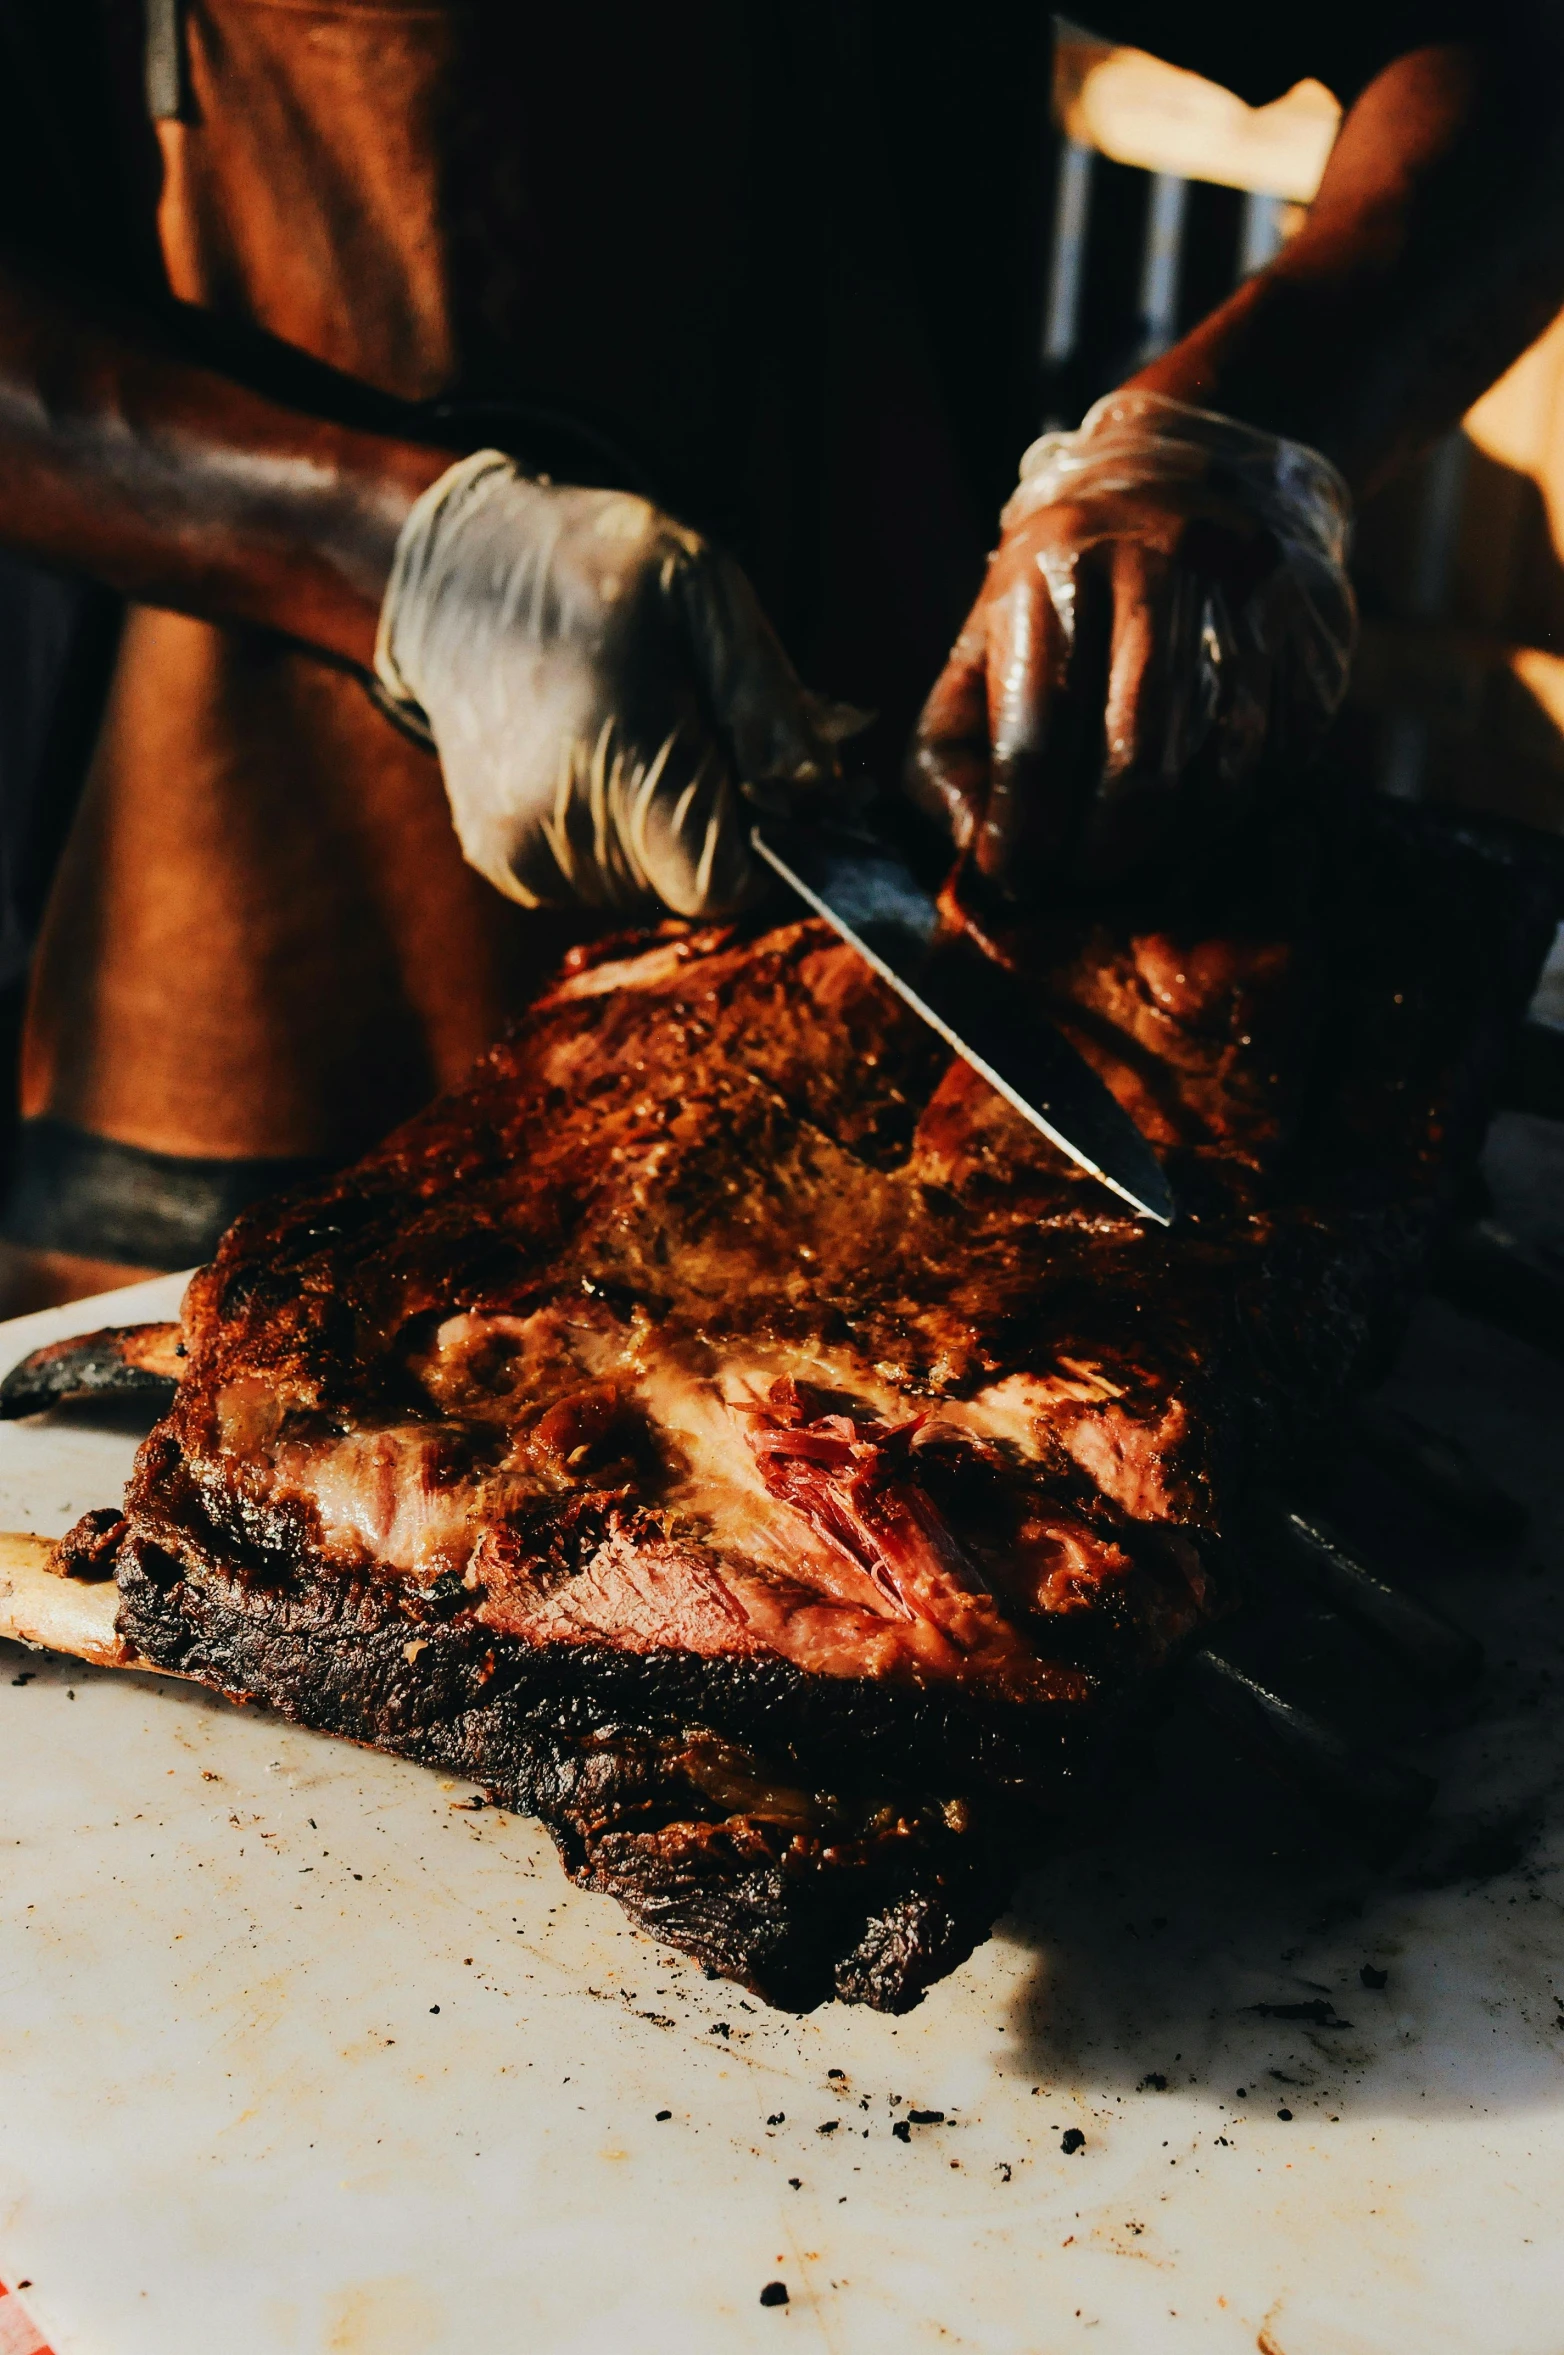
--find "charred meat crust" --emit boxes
[114,1530,1019,2011]
[114,1510,1104,1800]
[53,1505,130,1581]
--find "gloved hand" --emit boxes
[907,390,1357,895]
[374,451,853,916]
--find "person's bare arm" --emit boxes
[0,250,449,666]
[912,16,1564,895]
[0,253,847,918]
[1134,34,1564,491]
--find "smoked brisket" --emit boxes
[45,806,1561,2011]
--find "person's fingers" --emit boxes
[441,654,756,918]
[972,537,1121,896]
[1162,567,1222,777]
[905,610,992,854]
[974,565,1077,891]
[531,705,762,916]
[1068,540,1184,886]
[1100,536,1171,783]
[626,721,761,916]
[676,547,842,797]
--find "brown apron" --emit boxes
[9,0,986,1293]
[23,0,568,1177]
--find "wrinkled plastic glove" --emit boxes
[374,451,855,916]
[908,390,1357,894]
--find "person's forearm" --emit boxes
[0,252,451,665]
[1128,32,1564,494]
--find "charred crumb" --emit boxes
[892,2108,947,2141]
[1061,2128,1086,2154]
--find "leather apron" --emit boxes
[6,0,987,1289]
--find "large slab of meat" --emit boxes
[48,807,1559,2011]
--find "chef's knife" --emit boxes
[752,821,1176,1226]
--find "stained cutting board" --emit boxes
[1,1121,1562,2355]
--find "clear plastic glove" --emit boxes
[908,391,1357,894]
[374,451,854,916]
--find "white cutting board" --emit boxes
[1,1118,1563,2355]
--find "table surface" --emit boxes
[1,1120,1562,2355]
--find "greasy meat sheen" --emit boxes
[95,806,1556,2011]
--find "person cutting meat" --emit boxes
[0,0,1559,1308]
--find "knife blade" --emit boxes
[751,821,1175,1226]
